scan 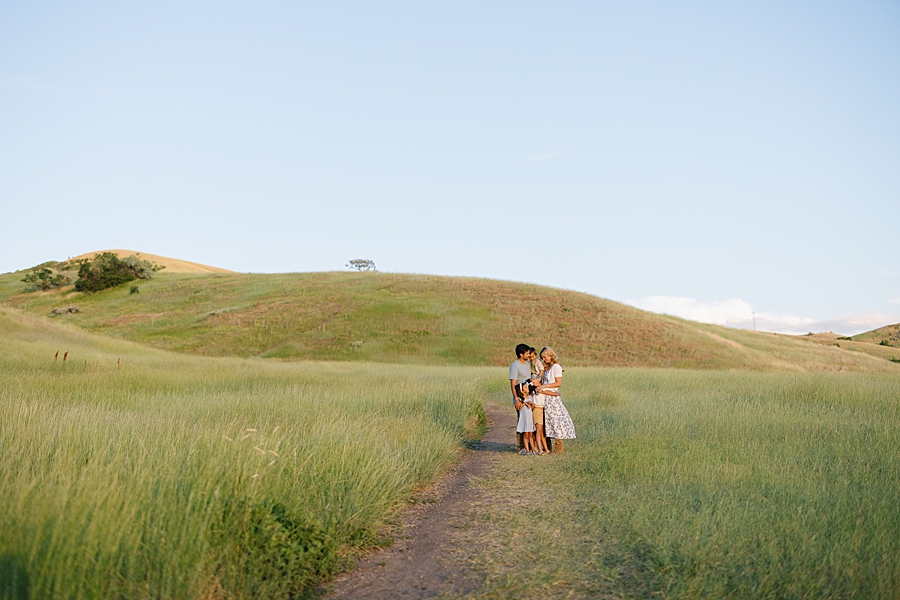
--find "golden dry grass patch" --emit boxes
[71,250,233,274]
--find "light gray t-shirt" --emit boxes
[509,360,532,403]
[509,359,532,384]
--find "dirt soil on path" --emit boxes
[324,403,517,599]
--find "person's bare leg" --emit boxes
[524,432,534,453]
[535,423,547,453]
[515,407,523,450]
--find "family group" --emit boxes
[508,344,576,455]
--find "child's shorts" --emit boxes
[532,407,544,425]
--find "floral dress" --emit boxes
[542,363,576,439]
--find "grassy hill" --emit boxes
[70,249,233,274]
[794,329,900,365]
[2,262,899,372]
[852,322,900,348]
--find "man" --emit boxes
[509,343,532,451]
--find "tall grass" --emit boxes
[572,370,900,597]
[0,310,483,599]
[4,303,898,598]
[470,369,900,598]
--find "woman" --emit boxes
[536,346,575,453]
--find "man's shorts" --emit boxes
[533,407,544,425]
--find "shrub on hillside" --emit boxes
[121,254,162,279]
[74,252,158,293]
[22,264,71,291]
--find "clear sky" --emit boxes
[2,1,898,335]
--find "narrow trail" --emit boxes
[324,403,515,599]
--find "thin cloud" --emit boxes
[627,296,754,326]
[527,146,565,163]
[626,296,900,336]
[889,298,900,304]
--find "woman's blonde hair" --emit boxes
[539,346,558,366]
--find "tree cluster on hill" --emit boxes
[21,263,71,291]
[73,252,162,292]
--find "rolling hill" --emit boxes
[791,329,900,365]
[2,255,899,372]
[852,322,900,348]
[69,249,232,274]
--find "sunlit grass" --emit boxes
[0,309,483,599]
[462,369,900,598]
[3,304,898,598]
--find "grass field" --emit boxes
[0,308,483,599]
[2,254,900,598]
[456,369,900,598]
[2,268,898,372]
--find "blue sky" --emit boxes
[1,1,898,334]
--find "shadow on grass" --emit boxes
[0,553,30,600]
[464,438,518,453]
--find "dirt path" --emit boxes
[324,403,516,599]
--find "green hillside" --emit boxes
[852,322,900,348]
[2,266,898,372]
[794,330,900,365]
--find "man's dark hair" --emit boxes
[515,343,530,358]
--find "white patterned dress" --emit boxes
[542,363,576,439]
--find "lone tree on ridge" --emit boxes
[347,259,376,272]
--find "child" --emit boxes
[528,347,545,380]
[528,347,550,453]
[531,389,549,455]
[516,382,537,455]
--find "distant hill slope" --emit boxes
[70,250,232,274]
[852,323,900,348]
[1,268,898,371]
[785,331,900,366]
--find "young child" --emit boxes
[528,347,549,454]
[528,347,545,380]
[531,388,549,455]
[516,381,537,455]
